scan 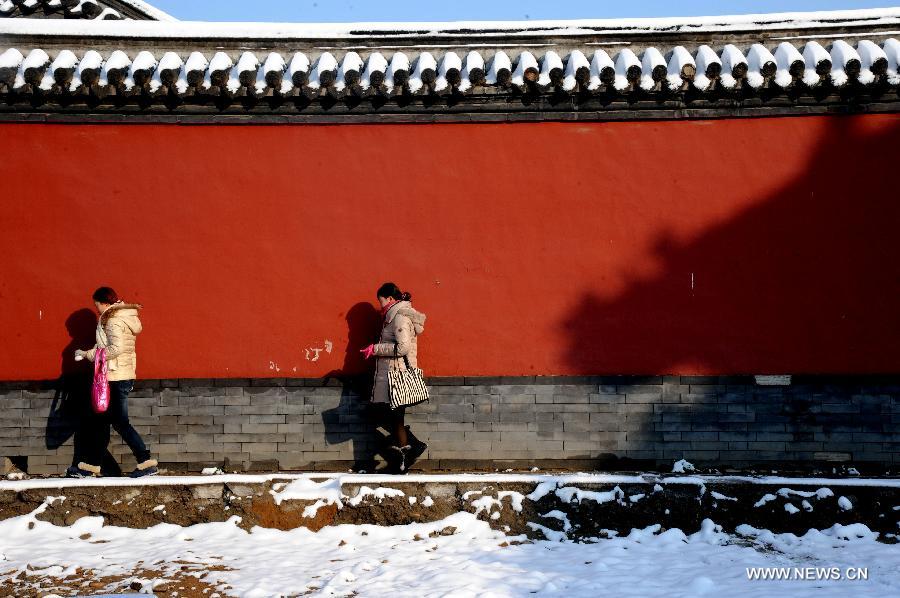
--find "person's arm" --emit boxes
[373,315,413,357]
[103,320,128,361]
[77,344,99,362]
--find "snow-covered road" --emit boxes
[1,498,897,597]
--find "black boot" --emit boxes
[384,445,407,475]
[403,426,428,471]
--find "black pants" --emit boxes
[89,380,151,465]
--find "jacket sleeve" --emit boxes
[373,315,414,358]
[84,345,99,362]
[103,320,128,361]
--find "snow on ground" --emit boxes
[1,499,898,597]
[5,472,900,493]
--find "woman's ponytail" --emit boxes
[377,282,412,302]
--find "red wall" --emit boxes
[1,114,899,380]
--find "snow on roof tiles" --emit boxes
[0,0,174,21]
[1,36,897,106]
[0,38,897,102]
[0,8,897,39]
[0,9,897,115]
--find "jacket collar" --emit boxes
[384,300,409,324]
[100,301,142,325]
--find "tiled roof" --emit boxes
[0,9,897,119]
[2,40,897,99]
[0,0,172,21]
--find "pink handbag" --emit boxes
[92,347,110,414]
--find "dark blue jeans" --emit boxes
[93,380,151,465]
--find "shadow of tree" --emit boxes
[561,115,900,469]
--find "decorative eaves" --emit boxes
[1,39,897,101]
[0,0,174,21]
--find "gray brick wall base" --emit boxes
[1,375,898,475]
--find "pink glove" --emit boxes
[360,344,375,359]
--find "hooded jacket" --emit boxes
[85,302,143,382]
[371,300,426,404]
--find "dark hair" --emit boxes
[377,282,411,302]
[92,287,119,304]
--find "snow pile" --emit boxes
[270,477,344,512]
[556,485,625,505]
[673,459,696,473]
[347,486,405,507]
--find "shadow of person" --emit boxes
[46,308,120,476]
[321,301,394,473]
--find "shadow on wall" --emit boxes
[563,116,900,375]
[562,116,900,467]
[45,308,120,475]
[321,301,394,472]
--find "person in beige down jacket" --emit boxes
[69,286,158,478]
[361,282,428,473]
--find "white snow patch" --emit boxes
[269,478,343,510]
[817,487,835,499]
[435,50,461,92]
[667,46,695,89]
[347,486,405,507]
[385,51,410,92]
[556,486,624,505]
[526,522,568,542]
[459,50,484,92]
[629,493,646,503]
[511,50,538,87]
[640,46,666,90]
[421,496,434,508]
[754,493,777,508]
[784,503,800,514]
[838,496,853,511]
[408,51,436,93]
[485,50,511,85]
[2,9,899,40]
[672,459,695,473]
[720,43,748,88]
[308,51,338,90]
[538,49,563,87]
[498,490,525,512]
[694,45,721,90]
[541,510,572,532]
[527,480,557,501]
[711,491,738,502]
[563,49,589,91]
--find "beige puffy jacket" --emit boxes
[371,301,426,405]
[85,302,143,382]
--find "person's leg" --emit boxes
[70,414,107,477]
[108,381,152,464]
[393,407,408,447]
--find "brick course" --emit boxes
[1,376,898,475]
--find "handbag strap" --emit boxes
[393,342,413,370]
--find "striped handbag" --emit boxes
[388,355,430,410]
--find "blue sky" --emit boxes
[149,1,894,22]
